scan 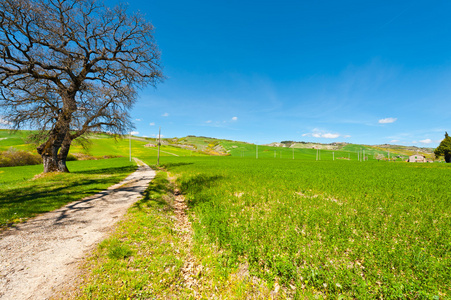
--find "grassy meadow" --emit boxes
[148,157,450,299]
[79,149,450,298]
[1,130,449,298]
[0,158,136,228]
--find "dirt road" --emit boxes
[0,159,155,300]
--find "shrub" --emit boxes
[0,148,42,167]
[434,132,451,163]
[66,153,78,161]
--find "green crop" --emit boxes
[157,156,451,298]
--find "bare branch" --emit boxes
[0,0,163,172]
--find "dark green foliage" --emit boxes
[66,153,78,161]
[434,132,451,163]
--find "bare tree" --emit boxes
[0,0,163,172]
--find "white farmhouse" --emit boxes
[407,155,426,163]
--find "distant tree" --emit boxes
[375,153,385,161]
[0,0,163,172]
[434,132,451,163]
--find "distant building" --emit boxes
[144,143,156,148]
[407,155,426,163]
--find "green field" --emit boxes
[151,156,451,299]
[1,130,449,298]
[1,129,433,163]
[0,130,206,160]
[0,158,136,227]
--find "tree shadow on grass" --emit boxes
[178,174,224,207]
[159,162,193,170]
[0,166,137,229]
[72,165,136,175]
[133,172,172,210]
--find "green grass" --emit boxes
[2,129,448,298]
[0,129,427,163]
[156,156,451,299]
[0,130,204,162]
[75,169,279,299]
[78,155,449,298]
[223,141,410,161]
[76,171,188,299]
[0,129,36,151]
[0,158,136,228]
[0,164,44,184]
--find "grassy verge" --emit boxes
[73,168,279,299]
[74,171,188,299]
[0,158,136,228]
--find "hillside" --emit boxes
[264,140,435,160]
[0,130,206,160]
[0,130,438,162]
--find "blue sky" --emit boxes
[126,0,451,146]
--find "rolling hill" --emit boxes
[0,130,437,163]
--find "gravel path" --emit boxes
[0,159,155,300]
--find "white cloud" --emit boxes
[378,117,397,124]
[162,112,169,117]
[302,128,345,139]
[419,138,433,144]
[149,122,155,126]
[152,133,164,138]
[135,118,142,122]
[206,120,212,123]
[343,135,351,138]
[302,128,351,139]
[390,139,400,143]
[130,131,139,135]
[0,117,11,126]
[231,116,238,121]
[322,133,340,139]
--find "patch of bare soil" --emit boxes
[0,159,155,300]
[172,188,203,294]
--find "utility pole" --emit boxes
[292,147,294,159]
[129,132,131,162]
[333,152,335,161]
[157,127,161,165]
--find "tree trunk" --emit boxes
[40,143,60,173]
[57,133,72,172]
[445,153,451,163]
[37,103,75,173]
